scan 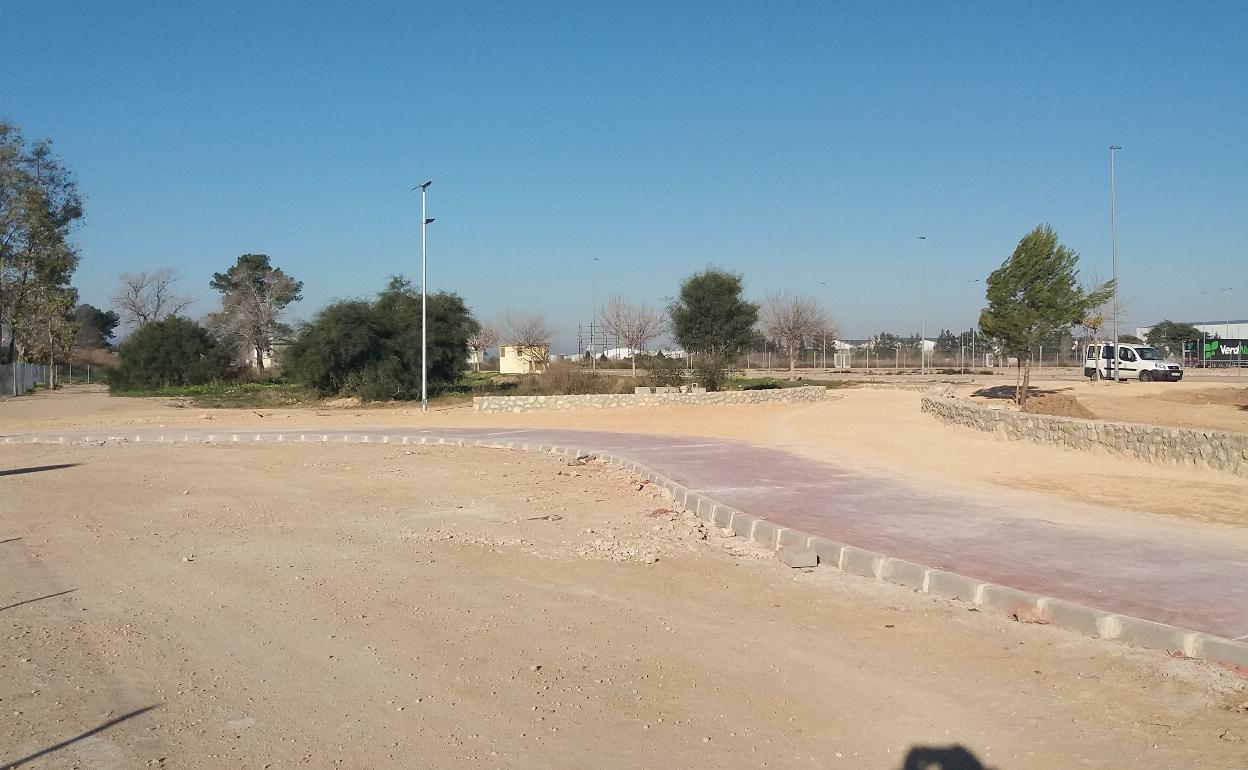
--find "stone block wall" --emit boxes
[921,388,1248,477]
[473,385,829,413]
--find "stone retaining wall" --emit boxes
[921,387,1248,477]
[473,385,829,413]
[853,381,951,392]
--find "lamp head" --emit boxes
[414,179,433,191]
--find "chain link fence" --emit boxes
[0,363,95,397]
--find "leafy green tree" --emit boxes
[0,121,82,368]
[935,329,958,358]
[667,269,758,390]
[108,317,233,391]
[1145,320,1201,357]
[209,254,303,368]
[668,269,758,379]
[979,225,1112,406]
[75,304,120,350]
[285,277,478,400]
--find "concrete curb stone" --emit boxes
[839,546,883,579]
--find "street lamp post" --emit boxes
[1220,287,1237,371]
[917,236,927,373]
[1109,145,1122,382]
[591,258,599,373]
[819,280,829,369]
[416,180,434,412]
[967,278,981,370]
[1221,287,1234,340]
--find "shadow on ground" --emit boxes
[0,589,77,613]
[972,385,1067,400]
[0,464,79,478]
[902,744,996,769]
[0,705,159,769]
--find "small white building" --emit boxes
[499,344,548,374]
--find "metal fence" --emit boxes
[0,363,94,397]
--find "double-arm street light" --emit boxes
[415,180,435,411]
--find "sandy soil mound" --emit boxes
[1022,391,1097,419]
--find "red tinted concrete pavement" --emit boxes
[8,426,1247,641]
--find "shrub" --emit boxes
[515,365,632,396]
[284,281,477,400]
[109,317,234,391]
[692,353,731,392]
[644,355,686,388]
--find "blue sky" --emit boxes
[4,1,1245,349]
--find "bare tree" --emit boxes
[466,322,500,372]
[598,296,667,376]
[503,311,553,369]
[760,291,830,372]
[113,268,192,327]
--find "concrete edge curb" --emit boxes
[16,430,1248,672]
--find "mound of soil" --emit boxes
[1022,392,1097,419]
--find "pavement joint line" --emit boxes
[12,429,1248,671]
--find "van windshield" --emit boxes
[1137,347,1165,361]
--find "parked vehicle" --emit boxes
[1083,343,1183,382]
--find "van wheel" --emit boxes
[1139,371,1152,382]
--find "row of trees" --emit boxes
[1,118,1177,404]
[583,279,833,378]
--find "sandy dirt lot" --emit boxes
[2,442,1245,769]
[4,385,1247,528]
[963,377,1248,434]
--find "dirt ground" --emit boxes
[4,385,1247,529]
[2,442,1245,769]
[962,378,1248,434]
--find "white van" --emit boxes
[1083,343,1183,382]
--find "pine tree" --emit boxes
[979,225,1112,407]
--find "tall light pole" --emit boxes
[967,278,981,371]
[1221,287,1234,340]
[917,236,927,373]
[819,280,829,369]
[591,257,600,373]
[1109,146,1121,382]
[416,179,434,411]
